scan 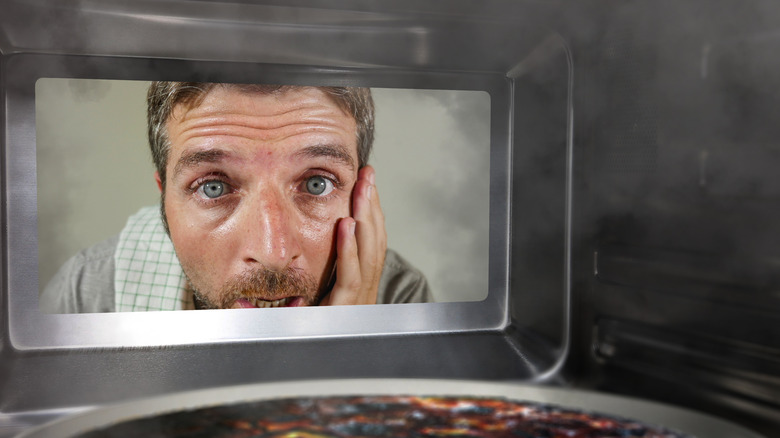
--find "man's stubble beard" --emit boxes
[160,193,325,310]
[188,265,322,310]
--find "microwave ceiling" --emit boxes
[0,0,559,73]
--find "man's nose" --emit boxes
[239,188,301,270]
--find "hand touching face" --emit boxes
[320,165,387,306]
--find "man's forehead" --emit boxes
[165,86,360,174]
[167,86,359,151]
[170,85,350,120]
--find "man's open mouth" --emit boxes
[233,296,304,309]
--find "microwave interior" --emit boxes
[1,0,779,437]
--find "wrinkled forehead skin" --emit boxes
[166,86,361,178]
[148,82,374,205]
[159,83,372,175]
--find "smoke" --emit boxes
[577,1,780,258]
[372,88,490,302]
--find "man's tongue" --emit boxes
[233,297,303,309]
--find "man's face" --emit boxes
[161,86,359,309]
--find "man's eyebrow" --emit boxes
[173,149,230,178]
[294,144,356,171]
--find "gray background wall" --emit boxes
[36,79,490,302]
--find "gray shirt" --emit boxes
[41,236,432,313]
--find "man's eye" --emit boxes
[305,175,334,196]
[200,180,226,199]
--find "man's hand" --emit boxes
[321,165,387,306]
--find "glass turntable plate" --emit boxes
[17,379,764,438]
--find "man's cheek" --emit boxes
[298,193,352,224]
[297,191,351,221]
[299,219,338,249]
[300,218,339,258]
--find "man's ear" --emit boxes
[154,172,163,193]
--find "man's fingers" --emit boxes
[353,179,377,279]
[353,166,386,286]
[323,217,362,306]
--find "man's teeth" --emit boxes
[248,297,293,308]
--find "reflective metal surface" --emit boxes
[3,54,516,350]
[1,3,573,427]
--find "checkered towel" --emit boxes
[114,206,195,311]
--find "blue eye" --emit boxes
[306,176,334,196]
[201,181,225,198]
